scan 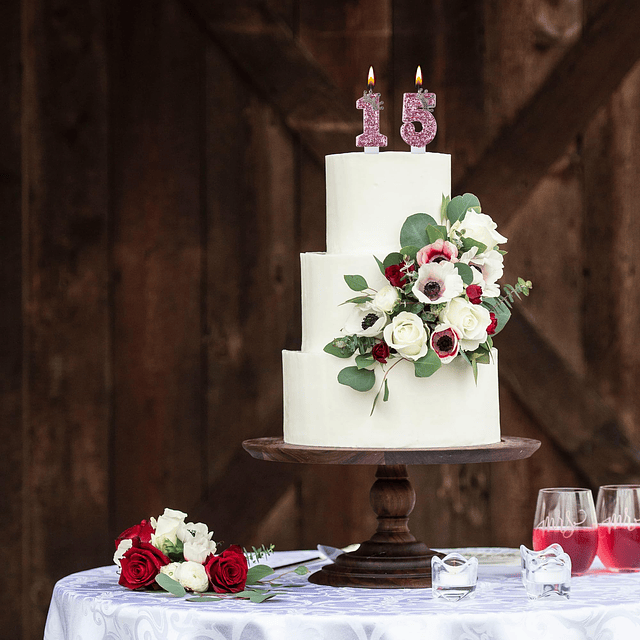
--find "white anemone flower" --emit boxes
[343,302,387,337]
[412,261,464,305]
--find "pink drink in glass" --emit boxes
[597,524,640,571]
[533,526,598,574]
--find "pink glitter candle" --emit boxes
[356,67,388,153]
[400,66,437,152]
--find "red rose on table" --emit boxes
[115,519,154,548]
[118,537,170,590]
[204,545,248,593]
[371,340,390,364]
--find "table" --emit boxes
[44,550,640,640]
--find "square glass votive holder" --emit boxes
[432,552,478,601]
[520,544,571,600]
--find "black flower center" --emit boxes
[436,334,454,353]
[422,280,442,301]
[361,313,380,330]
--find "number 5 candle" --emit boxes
[401,66,437,153]
[355,66,388,154]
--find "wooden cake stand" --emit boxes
[243,436,540,589]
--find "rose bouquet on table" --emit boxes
[324,193,531,412]
[114,508,297,602]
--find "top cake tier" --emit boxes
[326,151,451,255]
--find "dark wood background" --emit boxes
[3,0,640,637]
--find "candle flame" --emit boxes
[367,66,375,90]
[415,66,423,90]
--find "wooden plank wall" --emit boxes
[4,0,640,637]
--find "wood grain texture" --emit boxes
[0,0,22,636]
[110,0,205,532]
[21,0,110,636]
[243,437,541,465]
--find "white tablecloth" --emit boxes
[44,549,640,640]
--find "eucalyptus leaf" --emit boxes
[186,596,223,602]
[294,566,309,575]
[454,262,474,285]
[482,298,511,335]
[246,564,275,584]
[383,379,389,402]
[474,351,491,365]
[446,193,481,225]
[338,296,372,306]
[400,213,438,248]
[374,255,385,275]
[355,354,375,370]
[413,350,442,378]
[472,358,478,383]
[460,237,487,256]
[249,592,278,603]
[425,224,446,244]
[155,573,186,597]
[338,366,375,392]
[400,245,419,261]
[344,274,368,291]
[324,339,356,359]
[440,194,451,221]
[383,252,404,268]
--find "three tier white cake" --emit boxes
[282,151,501,449]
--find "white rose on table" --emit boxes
[183,523,217,564]
[383,311,429,360]
[343,302,387,337]
[173,561,210,593]
[450,210,507,252]
[113,538,133,568]
[150,508,188,550]
[440,297,491,351]
[373,284,400,313]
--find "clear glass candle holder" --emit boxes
[431,552,478,601]
[520,544,571,600]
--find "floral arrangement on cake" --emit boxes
[113,508,304,603]
[324,193,531,411]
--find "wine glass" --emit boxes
[596,485,640,572]
[532,488,598,575]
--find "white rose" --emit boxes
[113,538,133,568]
[383,311,429,360]
[450,210,507,252]
[183,523,217,564]
[160,562,182,580]
[440,297,491,351]
[343,302,387,337]
[151,508,188,550]
[373,285,400,313]
[412,261,464,305]
[173,561,210,593]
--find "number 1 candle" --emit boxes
[355,66,388,154]
[401,66,437,152]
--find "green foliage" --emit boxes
[446,193,481,225]
[355,354,375,370]
[425,224,448,244]
[454,263,474,285]
[383,252,404,268]
[244,544,275,564]
[482,298,511,336]
[413,350,442,378]
[155,573,186,597]
[440,194,451,221]
[338,366,376,392]
[383,379,389,402]
[158,538,184,562]
[344,274,368,291]
[400,245,419,262]
[400,213,438,248]
[294,566,309,575]
[459,237,487,255]
[246,564,275,585]
[324,337,357,359]
[501,277,533,307]
[338,295,372,306]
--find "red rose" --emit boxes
[371,341,390,364]
[118,537,170,590]
[384,264,405,287]
[487,312,498,335]
[115,519,154,548]
[466,284,483,305]
[204,545,248,593]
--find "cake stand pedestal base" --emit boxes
[243,436,540,588]
[308,464,440,588]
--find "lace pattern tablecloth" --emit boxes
[44,550,640,640]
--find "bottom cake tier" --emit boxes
[282,349,501,449]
